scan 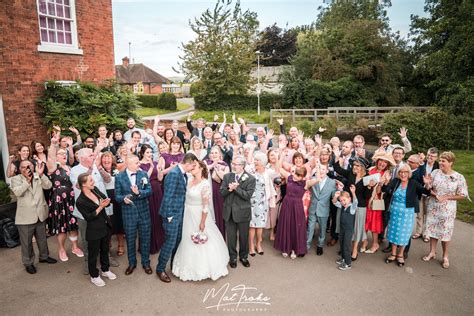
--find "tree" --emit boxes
[282,0,408,108]
[410,0,474,114]
[178,0,259,104]
[255,24,297,66]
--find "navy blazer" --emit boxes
[159,165,187,218]
[420,161,439,177]
[382,178,430,213]
[115,169,152,212]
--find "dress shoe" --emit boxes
[316,247,323,256]
[327,239,337,247]
[157,271,171,283]
[229,260,237,268]
[143,266,153,275]
[124,265,136,275]
[239,258,250,268]
[39,257,57,264]
[25,265,37,274]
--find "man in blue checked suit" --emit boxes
[115,155,153,275]
[156,153,198,283]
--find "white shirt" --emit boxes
[70,164,112,218]
[319,177,327,191]
[126,168,137,186]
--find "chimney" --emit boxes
[122,56,129,67]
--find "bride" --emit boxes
[172,161,229,281]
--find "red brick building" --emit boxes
[115,57,170,94]
[0,0,115,179]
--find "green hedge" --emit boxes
[194,93,282,111]
[381,107,474,152]
[136,94,159,108]
[0,180,12,205]
[157,93,177,110]
[136,93,177,110]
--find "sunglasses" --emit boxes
[381,139,390,142]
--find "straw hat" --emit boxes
[372,151,396,167]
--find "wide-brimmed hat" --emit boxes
[372,151,396,167]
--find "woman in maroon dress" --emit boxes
[274,166,309,259]
[159,137,185,177]
[205,146,229,238]
[139,144,165,254]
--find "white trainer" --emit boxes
[91,276,106,287]
[101,270,117,280]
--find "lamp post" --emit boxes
[256,50,262,116]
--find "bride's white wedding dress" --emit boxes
[172,179,229,281]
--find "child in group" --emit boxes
[333,185,357,271]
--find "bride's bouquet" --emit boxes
[191,231,208,244]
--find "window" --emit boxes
[36,0,83,55]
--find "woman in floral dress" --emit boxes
[423,152,468,269]
[47,135,83,262]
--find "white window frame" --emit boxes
[36,0,83,55]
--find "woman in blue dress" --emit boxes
[380,164,430,267]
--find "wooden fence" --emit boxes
[269,106,432,122]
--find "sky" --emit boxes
[112,0,428,78]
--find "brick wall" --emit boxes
[0,0,115,153]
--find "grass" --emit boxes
[453,150,473,223]
[134,100,191,118]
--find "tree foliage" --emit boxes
[178,0,259,104]
[282,0,408,108]
[410,0,474,114]
[255,24,297,66]
[37,81,140,138]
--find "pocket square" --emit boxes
[167,217,173,223]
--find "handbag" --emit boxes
[369,189,385,211]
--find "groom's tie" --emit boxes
[183,172,188,185]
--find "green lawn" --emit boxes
[453,151,473,223]
[192,109,270,124]
[134,101,191,118]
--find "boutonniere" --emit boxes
[112,169,120,177]
[241,174,249,182]
[141,177,149,188]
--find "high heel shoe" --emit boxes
[385,254,396,264]
[396,255,405,267]
[422,253,436,262]
[364,247,379,254]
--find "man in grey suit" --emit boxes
[11,160,57,274]
[220,156,256,268]
[306,164,337,256]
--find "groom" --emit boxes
[156,153,198,283]
[220,156,256,268]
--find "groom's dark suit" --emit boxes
[220,171,256,261]
[156,165,187,273]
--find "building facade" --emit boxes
[0,0,115,179]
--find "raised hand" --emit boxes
[69,126,79,135]
[223,113,226,121]
[350,184,356,194]
[335,180,344,191]
[298,130,304,142]
[238,117,245,125]
[333,147,341,159]
[213,114,219,122]
[314,134,322,147]
[276,118,284,125]
[36,161,45,177]
[398,127,408,138]
[419,152,426,162]
[266,129,274,140]
[334,191,341,199]
[99,198,111,209]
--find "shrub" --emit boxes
[157,93,177,110]
[37,80,140,138]
[380,107,474,152]
[0,181,12,205]
[136,94,159,108]
[194,93,282,111]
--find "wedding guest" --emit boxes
[160,137,185,176]
[116,144,129,172]
[163,128,175,146]
[59,135,76,165]
[266,149,282,241]
[139,144,165,255]
[171,120,187,146]
[31,140,51,201]
[205,146,230,237]
[115,155,153,275]
[274,167,308,259]
[377,127,412,154]
[7,144,31,177]
[70,147,113,274]
[76,173,117,287]
[305,163,337,256]
[47,136,83,262]
[11,160,57,274]
[413,147,439,242]
[333,186,358,271]
[353,135,373,162]
[188,136,207,161]
[245,151,277,256]
[110,130,126,156]
[423,152,468,269]
[96,125,112,152]
[380,164,430,267]
[220,156,256,268]
[332,156,372,259]
[363,151,395,254]
[212,132,234,166]
[100,152,125,256]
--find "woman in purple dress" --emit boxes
[139,144,165,254]
[205,146,229,238]
[159,136,185,177]
[274,166,309,259]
